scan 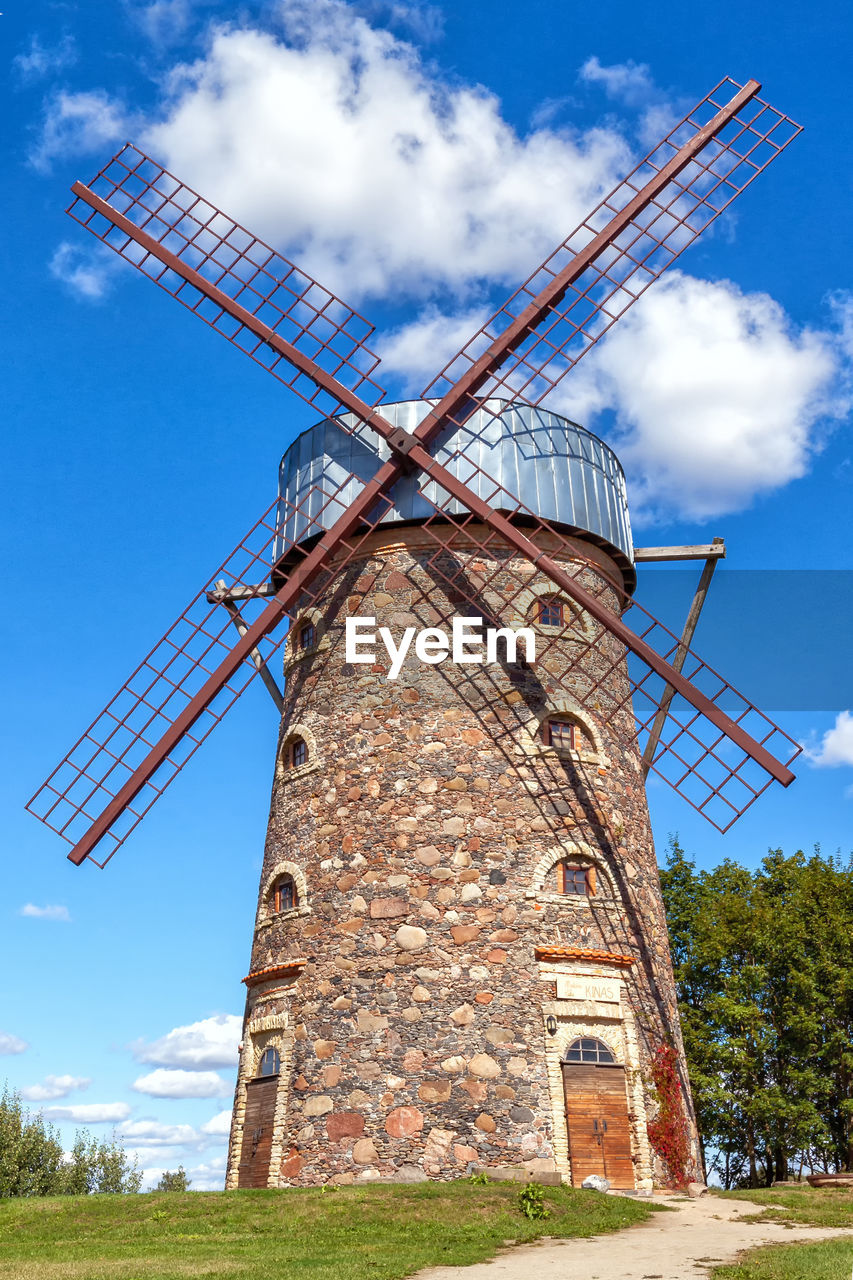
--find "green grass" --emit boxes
[719,1185,853,1229]
[0,1181,658,1280]
[711,1187,853,1279]
[712,1236,853,1279]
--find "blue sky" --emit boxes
[2,0,852,1189]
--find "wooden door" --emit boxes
[237,1076,278,1188]
[562,1063,635,1189]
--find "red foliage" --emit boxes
[646,1043,690,1189]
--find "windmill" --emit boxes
[30,77,802,1190]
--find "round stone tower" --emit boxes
[225,401,701,1191]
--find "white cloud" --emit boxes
[20,1075,90,1102]
[131,0,215,44]
[14,34,77,81]
[18,903,71,922]
[138,0,193,42]
[137,4,631,298]
[118,1113,231,1161]
[355,1,445,43]
[829,292,853,361]
[49,242,123,302]
[378,305,490,389]
[555,272,843,521]
[43,1103,131,1123]
[375,276,845,521]
[183,1152,227,1191]
[132,1069,232,1099]
[118,1119,203,1147]
[200,1109,232,1137]
[578,56,682,147]
[0,1032,28,1056]
[31,89,130,173]
[132,1014,241,1069]
[579,56,655,107]
[37,3,849,524]
[805,711,853,768]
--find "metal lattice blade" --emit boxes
[401,494,801,832]
[26,472,397,868]
[68,145,386,421]
[421,78,801,410]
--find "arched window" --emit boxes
[556,862,597,896]
[537,596,565,628]
[257,1046,281,1077]
[273,874,296,913]
[298,622,316,651]
[564,1037,615,1065]
[288,737,308,768]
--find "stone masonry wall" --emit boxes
[225,524,701,1188]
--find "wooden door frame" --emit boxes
[561,1060,636,1189]
[237,1074,280,1188]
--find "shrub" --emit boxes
[518,1182,550,1219]
[155,1167,191,1192]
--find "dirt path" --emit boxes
[416,1192,853,1280]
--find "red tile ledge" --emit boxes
[534,945,635,967]
[242,960,307,986]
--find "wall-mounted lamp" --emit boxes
[545,1015,558,1036]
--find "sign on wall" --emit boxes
[556,975,621,1004]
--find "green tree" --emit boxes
[155,1166,190,1192]
[0,1085,64,1197]
[660,840,853,1187]
[59,1130,142,1195]
[0,1087,141,1197]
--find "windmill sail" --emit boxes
[30,76,803,867]
[422,77,801,409]
[68,145,386,420]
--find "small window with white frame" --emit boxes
[556,861,597,896]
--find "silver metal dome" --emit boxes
[276,400,634,587]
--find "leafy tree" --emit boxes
[155,1166,191,1192]
[59,1130,143,1195]
[660,840,853,1187]
[0,1085,64,1198]
[0,1087,141,1197]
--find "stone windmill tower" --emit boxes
[30,78,802,1192]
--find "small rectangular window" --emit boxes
[298,623,316,650]
[563,866,589,896]
[543,719,576,750]
[275,878,295,912]
[538,599,564,627]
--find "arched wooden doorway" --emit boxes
[561,1037,635,1188]
[237,1046,280,1188]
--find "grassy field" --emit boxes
[0,1180,657,1280]
[712,1187,853,1280]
